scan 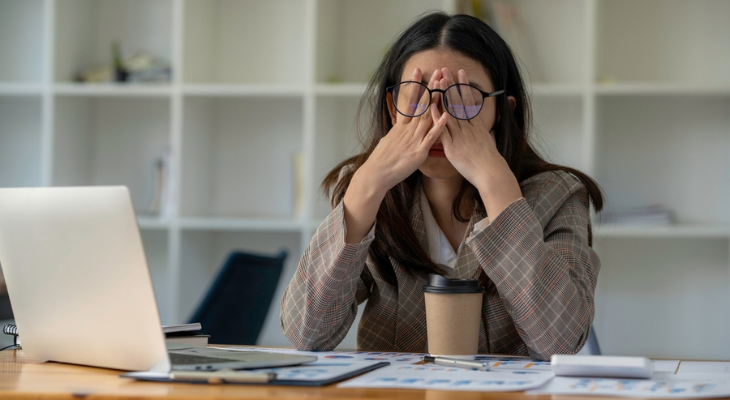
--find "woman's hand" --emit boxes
[357,67,449,195]
[342,67,448,243]
[436,68,522,220]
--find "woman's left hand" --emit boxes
[435,67,523,219]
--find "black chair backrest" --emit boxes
[188,250,287,345]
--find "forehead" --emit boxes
[401,49,492,87]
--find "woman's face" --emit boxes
[391,49,499,182]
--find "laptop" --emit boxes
[0,186,315,372]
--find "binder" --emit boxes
[122,360,389,386]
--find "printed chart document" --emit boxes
[215,347,730,397]
[338,364,554,391]
[528,361,730,399]
[223,348,554,391]
[526,376,730,398]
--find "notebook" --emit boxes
[0,186,316,372]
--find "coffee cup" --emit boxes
[423,274,484,359]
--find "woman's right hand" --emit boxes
[341,68,448,243]
[358,68,449,195]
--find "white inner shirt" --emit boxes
[420,187,489,269]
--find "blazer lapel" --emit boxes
[451,205,488,280]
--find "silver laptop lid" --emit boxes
[0,186,170,372]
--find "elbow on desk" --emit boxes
[279,305,338,352]
[526,325,592,361]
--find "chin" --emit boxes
[418,158,462,181]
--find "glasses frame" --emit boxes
[386,81,505,120]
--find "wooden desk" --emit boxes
[0,349,724,400]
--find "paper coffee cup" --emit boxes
[423,274,484,359]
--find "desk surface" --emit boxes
[0,349,724,400]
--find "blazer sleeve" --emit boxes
[280,200,375,351]
[467,171,600,360]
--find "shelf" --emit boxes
[180,217,302,232]
[528,83,584,97]
[1,0,728,356]
[0,0,44,83]
[594,224,730,238]
[54,83,173,97]
[595,83,730,96]
[182,0,306,84]
[314,83,368,97]
[0,84,44,96]
[182,84,305,97]
[137,216,171,230]
[55,0,173,83]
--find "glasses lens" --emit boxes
[393,82,429,117]
[445,85,483,119]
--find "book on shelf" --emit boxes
[142,147,173,218]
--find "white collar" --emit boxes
[420,187,459,269]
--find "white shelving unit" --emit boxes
[0,0,728,358]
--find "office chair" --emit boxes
[587,326,602,355]
[188,250,287,345]
[583,325,602,355]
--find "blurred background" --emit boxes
[0,0,728,359]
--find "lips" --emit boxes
[428,143,446,158]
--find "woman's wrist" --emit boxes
[475,167,522,220]
[349,167,390,203]
[342,169,388,244]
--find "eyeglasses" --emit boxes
[386,81,505,120]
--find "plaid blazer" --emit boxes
[280,170,599,360]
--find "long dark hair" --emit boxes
[322,12,603,286]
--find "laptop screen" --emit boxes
[0,186,170,372]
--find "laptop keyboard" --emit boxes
[168,352,239,365]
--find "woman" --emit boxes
[280,12,603,360]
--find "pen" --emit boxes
[423,356,490,370]
[169,369,276,384]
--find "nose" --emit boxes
[430,90,445,112]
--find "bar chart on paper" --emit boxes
[337,365,554,391]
